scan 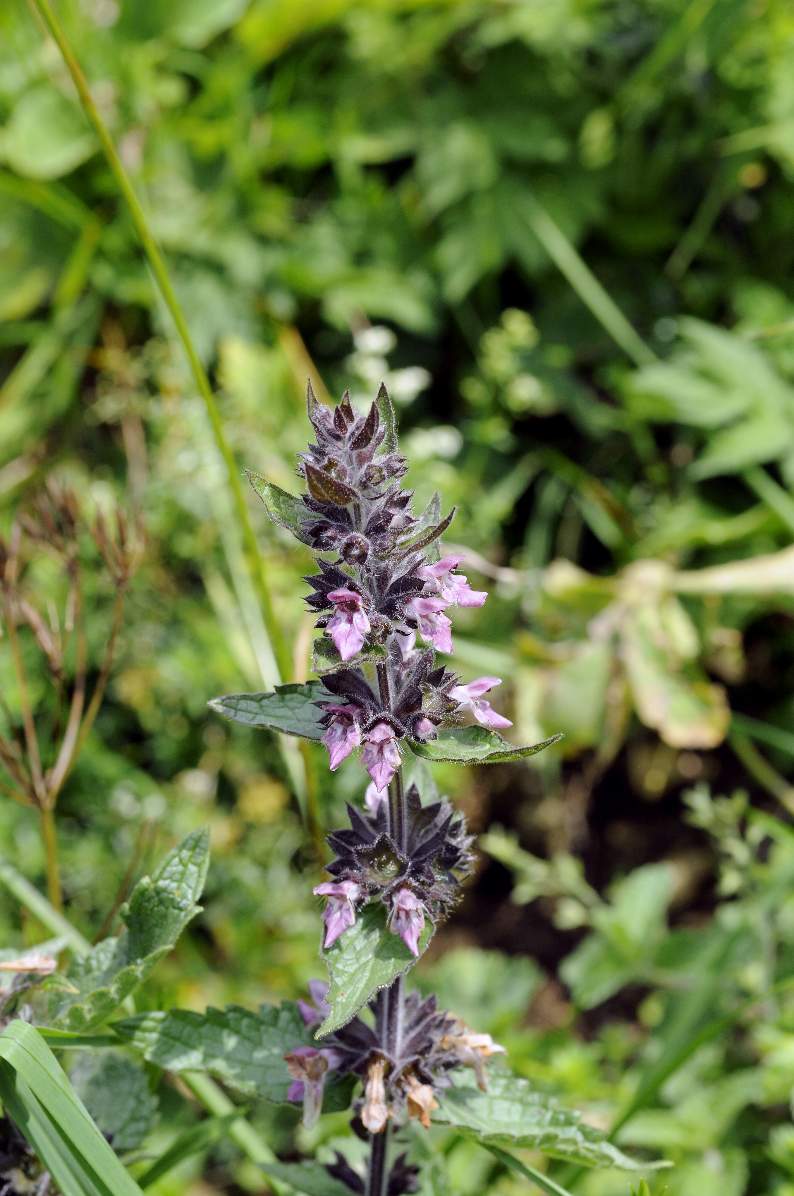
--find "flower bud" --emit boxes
[340,533,370,564]
[363,463,385,487]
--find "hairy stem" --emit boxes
[365,1123,390,1196]
[369,661,409,1194]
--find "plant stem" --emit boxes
[365,1124,390,1196]
[0,856,88,954]
[39,805,63,912]
[729,731,794,816]
[28,0,291,686]
[368,660,408,1196]
[180,1071,291,1196]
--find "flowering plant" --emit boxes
[206,385,663,1194]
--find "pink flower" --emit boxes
[321,704,362,770]
[314,879,361,947]
[326,588,370,661]
[390,887,425,957]
[285,1045,342,1128]
[407,596,453,654]
[449,676,512,730]
[412,716,436,741]
[365,781,388,815]
[361,722,401,790]
[420,555,487,608]
[297,979,330,1027]
[394,629,417,661]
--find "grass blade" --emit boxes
[0,1021,144,1196]
[485,1145,579,1196]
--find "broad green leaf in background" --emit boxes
[561,864,674,1008]
[434,1073,665,1171]
[627,318,794,478]
[533,641,614,754]
[40,831,209,1031]
[69,1052,158,1152]
[419,947,541,1036]
[411,727,563,765]
[262,1161,355,1196]
[116,1001,349,1112]
[0,1020,144,1196]
[208,682,329,739]
[317,902,434,1037]
[623,600,730,749]
[2,85,97,179]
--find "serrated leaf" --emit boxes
[114,1002,352,1112]
[115,1002,305,1102]
[376,382,398,452]
[262,1162,355,1196]
[435,1073,665,1170]
[317,903,434,1038]
[70,1052,157,1152]
[209,681,330,739]
[246,471,311,541]
[40,831,209,1031]
[411,727,563,765]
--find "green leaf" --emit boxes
[115,1002,303,1101]
[70,1052,158,1152]
[411,727,563,765]
[246,471,311,541]
[690,411,793,479]
[317,902,434,1038]
[208,681,329,740]
[3,86,97,179]
[262,1161,355,1196]
[622,600,729,749]
[40,831,209,1031]
[434,1073,664,1170]
[115,1001,349,1112]
[0,1020,145,1196]
[376,381,398,452]
[560,864,675,1008]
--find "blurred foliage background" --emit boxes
[1,0,794,1193]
